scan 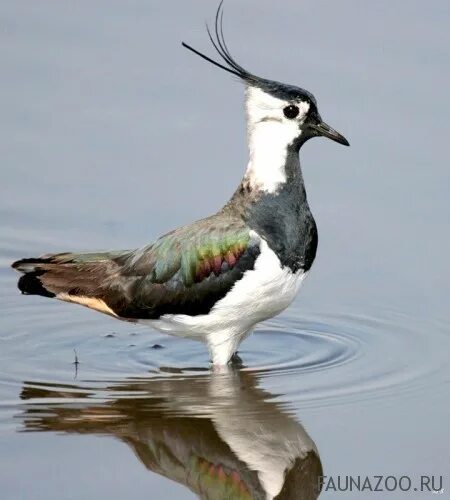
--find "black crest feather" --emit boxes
[182,1,256,84]
[182,1,318,106]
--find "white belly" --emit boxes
[140,236,307,364]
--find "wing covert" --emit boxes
[113,217,261,319]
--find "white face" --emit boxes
[245,86,311,139]
[244,86,312,193]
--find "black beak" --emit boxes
[310,120,349,146]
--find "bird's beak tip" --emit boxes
[311,120,349,147]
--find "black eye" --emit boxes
[283,105,299,119]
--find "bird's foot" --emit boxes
[229,352,243,367]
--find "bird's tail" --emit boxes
[12,251,130,317]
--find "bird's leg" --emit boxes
[207,328,252,368]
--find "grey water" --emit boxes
[1,1,449,498]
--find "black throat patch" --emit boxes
[232,146,318,273]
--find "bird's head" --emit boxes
[182,2,349,153]
[244,81,349,151]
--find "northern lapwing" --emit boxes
[12,3,349,367]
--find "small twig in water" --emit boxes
[73,349,79,378]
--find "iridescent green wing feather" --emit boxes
[12,215,261,320]
[126,216,255,286]
[116,215,261,318]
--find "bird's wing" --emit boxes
[116,215,261,318]
[13,215,261,320]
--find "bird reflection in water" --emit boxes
[19,369,322,499]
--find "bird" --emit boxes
[12,3,349,367]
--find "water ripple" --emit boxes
[249,309,450,408]
[1,284,449,412]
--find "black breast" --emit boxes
[244,179,318,273]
